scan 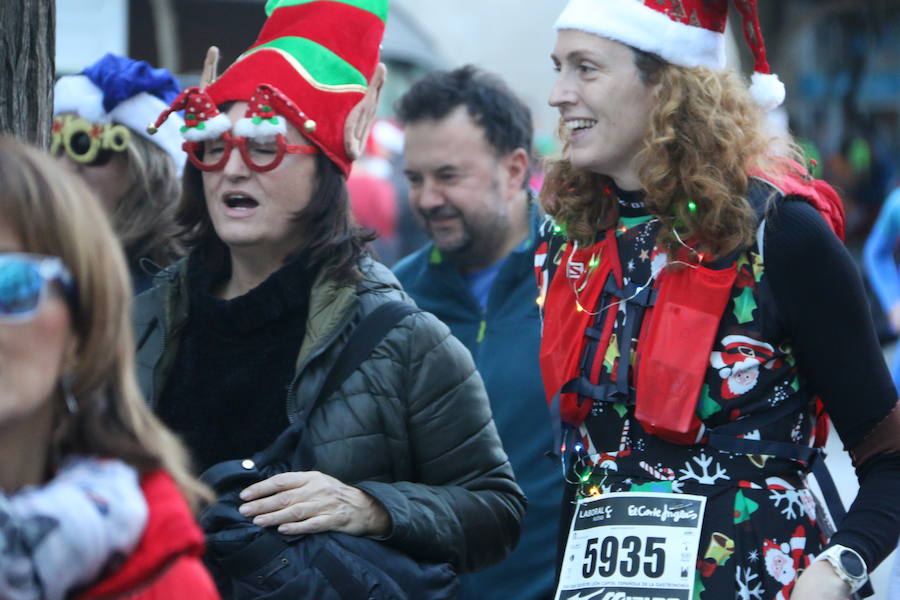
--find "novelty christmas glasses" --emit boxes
[0,254,75,322]
[183,131,318,173]
[51,114,131,166]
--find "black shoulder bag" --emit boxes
[198,301,459,599]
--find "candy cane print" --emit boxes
[639,460,676,481]
[618,419,632,455]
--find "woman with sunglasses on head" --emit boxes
[538,2,900,599]
[0,136,218,600]
[134,0,525,580]
[53,53,185,293]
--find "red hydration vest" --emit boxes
[536,162,844,445]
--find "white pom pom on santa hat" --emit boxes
[750,72,786,112]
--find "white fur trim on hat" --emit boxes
[181,113,232,143]
[555,0,726,70]
[53,76,109,123]
[750,72,785,112]
[233,116,287,141]
[54,74,187,174]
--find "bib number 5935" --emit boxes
[556,492,706,600]
[582,535,666,579]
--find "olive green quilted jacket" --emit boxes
[132,257,526,573]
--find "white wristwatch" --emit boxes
[814,544,869,595]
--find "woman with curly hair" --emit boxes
[539,2,900,599]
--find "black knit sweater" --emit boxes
[157,252,315,473]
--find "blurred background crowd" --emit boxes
[47,0,898,263]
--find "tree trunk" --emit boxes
[0,1,55,148]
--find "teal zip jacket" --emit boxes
[393,206,562,600]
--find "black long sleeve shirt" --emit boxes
[764,198,900,570]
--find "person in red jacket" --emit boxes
[0,136,219,600]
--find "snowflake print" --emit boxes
[767,477,804,520]
[627,259,635,272]
[748,549,759,563]
[678,452,730,484]
[736,566,764,600]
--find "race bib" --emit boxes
[555,492,707,600]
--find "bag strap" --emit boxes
[705,395,850,536]
[200,300,419,490]
[304,300,420,422]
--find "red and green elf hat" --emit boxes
[151,0,387,176]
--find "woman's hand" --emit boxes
[238,470,391,537]
[790,559,852,600]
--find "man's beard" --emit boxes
[422,207,507,269]
[421,205,469,253]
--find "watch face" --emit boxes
[839,549,866,578]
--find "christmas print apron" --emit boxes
[541,187,831,600]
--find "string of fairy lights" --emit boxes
[540,199,706,500]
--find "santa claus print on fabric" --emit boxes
[710,335,783,399]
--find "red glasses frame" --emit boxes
[183,131,318,172]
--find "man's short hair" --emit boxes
[395,65,533,159]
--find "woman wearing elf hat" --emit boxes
[538,1,900,599]
[53,53,185,293]
[135,0,525,579]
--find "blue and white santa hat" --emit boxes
[54,54,187,173]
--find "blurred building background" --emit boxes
[756,1,900,249]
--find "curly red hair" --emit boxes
[542,55,801,259]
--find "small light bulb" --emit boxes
[589,486,599,496]
[688,201,698,213]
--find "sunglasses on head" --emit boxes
[0,254,75,322]
[183,131,318,172]
[51,115,131,167]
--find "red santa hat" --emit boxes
[149,0,387,176]
[554,0,785,111]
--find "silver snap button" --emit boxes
[241,459,255,470]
